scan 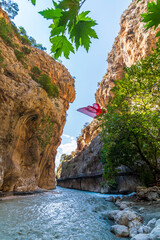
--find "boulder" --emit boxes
[130,233,156,240]
[138,225,152,234]
[150,221,160,238]
[119,201,132,210]
[136,186,160,201]
[129,219,142,237]
[155,219,160,227]
[110,224,129,237]
[108,210,120,220]
[147,192,159,201]
[147,218,157,229]
[115,210,140,226]
[105,196,114,202]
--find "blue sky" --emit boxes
[13,0,131,168]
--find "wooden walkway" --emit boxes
[57,170,139,182]
[57,170,103,181]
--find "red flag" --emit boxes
[77,103,103,118]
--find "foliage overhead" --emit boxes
[28,0,160,58]
[29,0,98,59]
[100,46,160,186]
[141,0,160,45]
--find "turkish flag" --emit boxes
[77,103,104,118]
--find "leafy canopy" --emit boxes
[29,0,98,59]
[28,0,160,58]
[100,46,160,186]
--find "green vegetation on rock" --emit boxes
[39,74,59,98]
[21,46,31,54]
[34,115,55,149]
[0,18,14,47]
[14,49,24,62]
[100,46,160,187]
[0,50,4,64]
[30,66,59,98]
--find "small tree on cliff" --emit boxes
[0,0,19,19]
[100,46,160,186]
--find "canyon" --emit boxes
[57,0,159,193]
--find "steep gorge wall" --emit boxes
[0,9,75,192]
[57,0,159,193]
[95,0,158,107]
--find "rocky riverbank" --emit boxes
[106,186,160,239]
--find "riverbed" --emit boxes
[0,187,129,240]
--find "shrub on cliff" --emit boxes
[14,49,24,62]
[100,46,160,186]
[21,46,31,54]
[38,74,59,98]
[0,18,14,47]
[30,66,41,79]
[30,67,59,98]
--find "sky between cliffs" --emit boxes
[13,0,131,168]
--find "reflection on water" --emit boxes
[0,187,129,240]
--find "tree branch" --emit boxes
[80,0,86,8]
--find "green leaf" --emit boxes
[77,11,92,21]
[58,0,80,30]
[31,0,36,5]
[141,0,160,30]
[50,26,65,37]
[70,19,98,51]
[39,8,62,20]
[58,11,71,28]
[156,31,160,37]
[58,0,79,11]
[52,0,58,8]
[50,35,75,59]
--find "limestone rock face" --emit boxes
[0,9,75,192]
[57,0,159,193]
[57,135,103,192]
[76,120,100,151]
[95,0,159,107]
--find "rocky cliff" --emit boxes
[95,0,158,107]
[57,0,159,193]
[0,9,75,192]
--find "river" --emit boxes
[0,187,129,240]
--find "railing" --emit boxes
[57,170,139,182]
[57,170,103,181]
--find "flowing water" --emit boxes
[0,187,129,240]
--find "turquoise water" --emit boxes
[0,187,129,240]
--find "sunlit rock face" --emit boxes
[95,0,159,107]
[0,9,75,192]
[57,0,159,193]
